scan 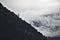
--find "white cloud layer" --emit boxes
[30,14,60,37]
[19,3,60,37]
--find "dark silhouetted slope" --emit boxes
[47,37,60,40]
[0,3,47,40]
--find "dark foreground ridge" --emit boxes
[0,3,47,40]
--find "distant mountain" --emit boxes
[47,37,60,40]
[0,3,47,40]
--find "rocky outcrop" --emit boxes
[0,3,47,40]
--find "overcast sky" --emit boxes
[0,0,60,13]
[0,0,60,37]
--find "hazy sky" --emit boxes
[0,0,60,37]
[0,0,60,13]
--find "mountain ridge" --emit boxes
[0,3,47,40]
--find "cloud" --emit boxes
[19,3,60,37]
[30,14,60,37]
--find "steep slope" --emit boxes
[0,3,47,40]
